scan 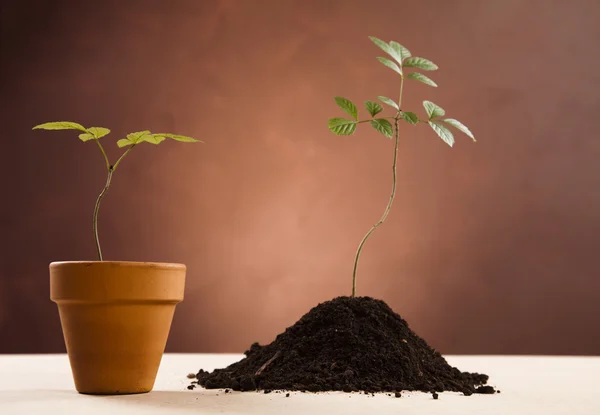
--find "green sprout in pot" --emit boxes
[32,122,202,261]
[328,36,476,298]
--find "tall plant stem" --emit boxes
[113,144,135,170]
[91,142,135,261]
[350,77,404,297]
[95,140,111,170]
[93,168,113,261]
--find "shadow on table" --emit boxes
[0,390,77,404]
[98,389,293,413]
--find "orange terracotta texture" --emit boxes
[50,261,185,394]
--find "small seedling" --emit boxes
[32,122,201,261]
[328,36,475,297]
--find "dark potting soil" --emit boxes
[191,296,495,395]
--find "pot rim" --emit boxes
[50,261,186,270]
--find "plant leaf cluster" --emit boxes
[33,122,201,148]
[327,36,475,147]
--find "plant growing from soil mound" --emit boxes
[32,122,200,260]
[189,37,493,396]
[328,36,475,297]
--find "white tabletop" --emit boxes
[0,353,598,414]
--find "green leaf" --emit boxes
[429,121,454,147]
[365,101,383,117]
[87,127,111,139]
[328,118,357,135]
[118,131,199,147]
[407,72,437,87]
[32,121,88,133]
[117,139,133,148]
[334,96,358,120]
[78,133,95,142]
[154,133,200,143]
[376,57,402,75]
[126,130,152,144]
[370,119,393,138]
[78,127,111,142]
[403,57,438,71]
[141,134,168,145]
[423,100,445,119]
[443,118,475,141]
[400,111,419,125]
[377,96,399,110]
[369,36,402,64]
[389,41,411,62]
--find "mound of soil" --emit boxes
[190,296,495,395]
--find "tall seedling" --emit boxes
[328,37,475,297]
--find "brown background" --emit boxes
[1,0,599,355]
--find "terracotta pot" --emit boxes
[50,261,185,395]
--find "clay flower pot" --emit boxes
[50,261,185,395]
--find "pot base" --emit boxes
[78,389,151,395]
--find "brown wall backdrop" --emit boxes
[1,0,599,355]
